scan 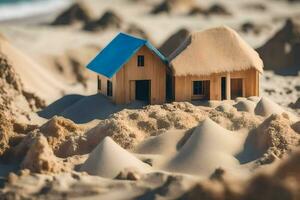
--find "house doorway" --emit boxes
[231,78,243,99]
[107,80,112,97]
[221,77,226,100]
[166,73,173,102]
[135,80,151,102]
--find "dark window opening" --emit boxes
[192,80,210,100]
[97,76,101,91]
[221,77,226,100]
[193,81,204,95]
[107,80,113,97]
[137,55,144,67]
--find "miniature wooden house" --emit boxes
[169,26,263,101]
[87,26,263,104]
[87,33,168,104]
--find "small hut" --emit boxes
[169,26,263,101]
[87,33,168,104]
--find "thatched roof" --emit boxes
[169,26,263,76]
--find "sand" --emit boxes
[0,97,299,198]
[0,35,94,104]
[133,129,186,155]
[21,135,63,174]
[161,118,246,176]
[233,99,256,113]
[255,97,298,122]
[80,137,151,178]
[0,0,299,199]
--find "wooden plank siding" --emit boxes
[97,75,114,99]
[174,68,259,101]
[114,46,167,104]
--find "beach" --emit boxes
[0,0,299,199]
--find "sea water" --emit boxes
[0,0,71,21]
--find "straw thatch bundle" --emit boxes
[169,26,263,76]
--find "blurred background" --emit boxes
[0,0,299,113]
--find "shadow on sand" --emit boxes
[38,93,147,124]
[235,129,264,164]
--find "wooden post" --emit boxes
[226,72,231,100]
[130,81,135,102]
[256,71,260,97]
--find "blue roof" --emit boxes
[87,33,167,78]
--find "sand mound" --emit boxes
[188,6,209,15]
[189,3,232,16]
[80,137,151,178]
[242,149,300,200]
[215,102,236,113]
[51,2,93,25]
[242,2,267,11]
[0,54,45,113]
[183,148,300,199]
[39,116,86,156]
[240,21,269,35]
[249,114,300,164]
[162,118,242,176]
[289,97,300,109]
[151,0,196,14]
[0,53,44,156]
[255,97,298,121]
[247,96,261,102]
[206,4,232,16]
[234,100,256,113]
[10,116,87,160]
[257,16,300,75]
[0,34,74,103]
[210,103,261,131]
[159,28,190,57]
[133,129,186,155]
[21,135,63,173]
[83,10,122,32]
[125,24,150,41]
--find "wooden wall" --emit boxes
[97,75,116,101]
[114,46,166,104]
[174,68,259,101]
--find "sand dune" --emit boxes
[234,99,256,113]
[257,16,300,75]
[133,129,186,155]
[161,118,245,176]
[83,10,122,32]
[80,137,151,178]
[0,36,88,103]
[51,2,93,26]
[125,23,151,42]
[255,97,298,121]
[151,0,196,15]
[189,3,232,16]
